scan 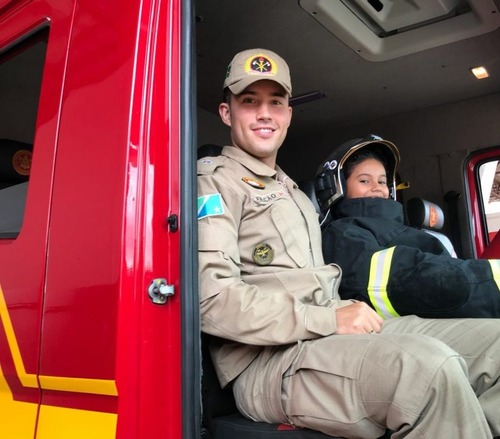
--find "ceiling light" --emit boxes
[471,66,489,79]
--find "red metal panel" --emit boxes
[114,0,183,437]
[0,0,74,434]
[39,0,139,418]
[40,0,136,382]
[38,0,183,437]
[0,0,31,18]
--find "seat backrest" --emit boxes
[198,144,223,159]
[298,178,337,231]
[201,333,238,427]
[297,179,321,214]
[406,197,457,257]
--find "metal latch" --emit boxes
[148,278,174,305]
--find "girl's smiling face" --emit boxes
[345,158,390,199]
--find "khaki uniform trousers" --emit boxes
[233,316,500,439]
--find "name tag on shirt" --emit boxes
[252,190,288,205]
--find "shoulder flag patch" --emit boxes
[198,193,225,220]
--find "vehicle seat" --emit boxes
[297,178,335,230]
[201,334,345,439]
[198,144,223,159]
[406,197,457,257]
[297,179,321,214]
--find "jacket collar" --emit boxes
[333,197,404,223]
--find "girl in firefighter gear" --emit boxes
[317,134,500,319]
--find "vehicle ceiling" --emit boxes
[195,0,500,137]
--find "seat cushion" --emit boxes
[211,413,336,439]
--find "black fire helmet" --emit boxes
[315,134,401,212]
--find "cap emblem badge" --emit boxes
[244,54,277,76]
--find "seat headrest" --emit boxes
[298,179,321,214]
[406,198,444,231]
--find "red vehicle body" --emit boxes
[0,0,199,437]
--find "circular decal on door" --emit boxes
[12,149,32,176]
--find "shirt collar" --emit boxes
[222,145,277,178]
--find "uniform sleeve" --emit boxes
[198,174,340,346]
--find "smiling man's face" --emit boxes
[219,79,292,169]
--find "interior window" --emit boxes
[478,159,500,243]
[466,147,500,257]
[0,29,48,238]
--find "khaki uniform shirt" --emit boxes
[198,146,344,387]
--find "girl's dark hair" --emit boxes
[343,147,388,180]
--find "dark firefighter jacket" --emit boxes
[322,197,500,319]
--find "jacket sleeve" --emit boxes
[198,173,344,346]
[322,219,383,301]
[386,251,500,318]
[322,219,500,318]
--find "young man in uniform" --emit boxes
[197,48,500,438]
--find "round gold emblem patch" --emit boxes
[252,243,274,266]
[12,149,32,176]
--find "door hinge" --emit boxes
[148,278,174,305]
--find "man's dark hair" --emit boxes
[222,87,232,104]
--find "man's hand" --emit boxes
[335,301,383,335]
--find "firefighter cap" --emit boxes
[223,48,292,96]
[315,134,401,212]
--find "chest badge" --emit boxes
[242,177,265,189]
[252,243,274,265]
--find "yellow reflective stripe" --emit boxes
[488,260,500,291]
[1,284,117,438]
[1,362,117,439]
[367,247,400,319]
[36,405,117,439]
[0,285,117,396]
[0,363,38,438]
[0,285,38,388]
[39,376,117,396]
